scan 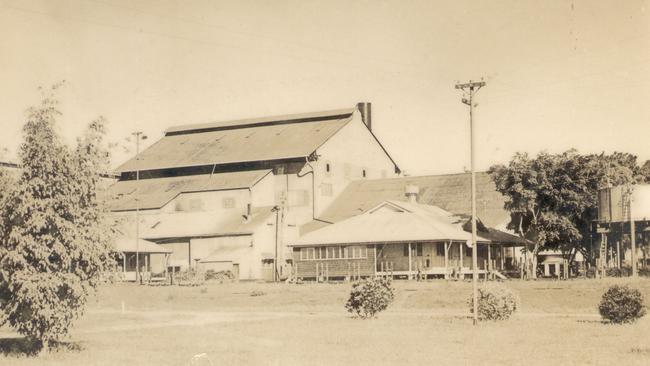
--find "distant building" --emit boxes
[595,184,650,270]
[107,103,400,280]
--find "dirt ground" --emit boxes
[1,278,649,366]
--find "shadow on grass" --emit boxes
[0,336,82,357]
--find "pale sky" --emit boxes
[1,0,649,175]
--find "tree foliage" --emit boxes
[0,83,115,351]
[489,150,647,273]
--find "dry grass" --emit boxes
[1,278,649,365]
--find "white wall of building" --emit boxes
[313,111,398,215]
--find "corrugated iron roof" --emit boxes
[141,206,274,240]
[316,172,510,229]
[115,110,354,173]
[106,170,271,211]
[113,237,172,254]
[165,108,355,135]
[292,201,491,247]
[199,246,250,263]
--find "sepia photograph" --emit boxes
[0,0,649,365]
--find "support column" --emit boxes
[444,241,450,280]
[500,245,505,270]
[459,243,464,278]
[487,244,492,278]
[373,245,377,277]
[408,243,413,280]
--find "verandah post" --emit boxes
[459,243,464,279]
[408,242,413,280]
[444,241,449,280]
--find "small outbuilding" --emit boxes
[113,236,172,281]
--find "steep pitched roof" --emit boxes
[115,108,355,173]
[292,200,490,247]
[105,170,271,211]
[316,172,510,229]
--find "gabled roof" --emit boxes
[105,170,271,211]
[292,200,490,247]
[115,108,356,173]
[315,172,509,229]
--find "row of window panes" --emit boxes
[300,246,368,260]
[403,243,472,257]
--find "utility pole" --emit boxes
[132,131,147,284]
[455,79,486,326]
[628,185,638,277]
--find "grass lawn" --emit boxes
[1,278,649,365]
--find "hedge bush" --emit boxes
[175,268,206,286]
[605,267,632,278]
[598,285,646,324]
[345,277,394,318]
[468,283,519,321]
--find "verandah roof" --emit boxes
[292,201,491,247]
[113,237,172,254]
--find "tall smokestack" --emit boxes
[357,102,372,131]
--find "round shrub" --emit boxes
[345,277,395,318]
[467,283,519,321]
[598,285,646,324]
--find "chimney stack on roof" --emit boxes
[357,102,372,131]
[405,184,419,204]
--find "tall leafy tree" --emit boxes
[489,150,645,277]
[0,83,115,352]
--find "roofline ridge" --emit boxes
[165,107,356,136]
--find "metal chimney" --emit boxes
[405,185,419,204]
[357,102,372,131]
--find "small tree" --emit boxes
[0,83,115,352]
[345,277,394,318]
[468,283,519,321]
[598,285,646,324]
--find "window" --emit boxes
[466,246,472,257]
[299,246,366,260]
[325,162,331,174]
[362,169,367,178]
[327,247,339,259]
[222,197,235,209]
[404,243,422,256]
[350,246,367,259]
[315,247,326,260]
[436,243,445,256]
[300,248,314,260]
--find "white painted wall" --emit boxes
[313,111,398,215]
